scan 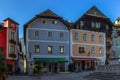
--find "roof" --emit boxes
[114,17,120,26]
[24,9,62,26]
[24,9,71,44]
[36,9,61,18]
[74,6,113,26]
[4,17,19,25]
[85,6,107,18]
[0,23,4,30]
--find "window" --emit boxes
[52,20,57,24]
[10,31,15,40]
[92,22,101,28]
[99,48,103,54]
[34,45,40,53]
[91,21,95,28]
[96,22,101,28]
[11,24,15,27]
[35,30,39,37]
[80,21,84,27]
[42,20,46,23]
[99,35,102,42]
[60,32,64,38]
[74,32,79,40]
[10,44,15,54]
[91,47,95,54]
[60,46,64,54]
[79,46,85,53]
[91,34,95,41]
[94,11,97,15]
[48,46,53,53]
[106,24,109,29]
[83,34,87,41]
[48,32,52,37]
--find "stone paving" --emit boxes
[6,71,93,80]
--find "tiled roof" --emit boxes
[85,6,107,18]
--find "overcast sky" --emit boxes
[0,0,120,38]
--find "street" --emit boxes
[7,71,92,80]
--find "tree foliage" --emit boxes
[0,47,7,75]
[33,62,42,73]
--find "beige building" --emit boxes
[70,29,106,71]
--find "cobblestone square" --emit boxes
[7,71,92,80]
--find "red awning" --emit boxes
[73,58,99,61]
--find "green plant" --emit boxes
[0,47,7,77]
[33,62,42,73]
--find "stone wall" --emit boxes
[96,64,120,72]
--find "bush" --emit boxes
[33,62,42,73]
[0,47,8,78]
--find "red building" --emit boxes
[0,18,19,73]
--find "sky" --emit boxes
[0,0,120,38]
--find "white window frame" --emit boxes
[34,45,40,53]
[10,30,16,41]
[60,46,64,54]
[83,33,87,41]
[74,32,79,40]
[48,45,53,53]
[91,46,95,54]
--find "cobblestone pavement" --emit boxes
[7,71,93,80]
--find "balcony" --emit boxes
[9,39,16,44]
[9,53,16,58]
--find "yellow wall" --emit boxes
[72,44,104,56]
[71,30,105,57]
[72,30,104,44]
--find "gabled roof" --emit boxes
[24,9,70,44]
[4,17,19,25]
[74,6,112,26]
[85,6,107,18]
[24,9,62,26]
[36,9,61,18]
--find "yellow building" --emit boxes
[70,29,106,71]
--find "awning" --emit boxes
[34,58,68,62]
[73,58,99,61]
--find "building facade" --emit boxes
[70,29,106,71]
[24,10,69,73]
[110,17,120,64]
[73,6,113,64]
[0,18,19,73]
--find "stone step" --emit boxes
[84,72,120,80]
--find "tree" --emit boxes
[0,47,7,78]
[33,62,42,74]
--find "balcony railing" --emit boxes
[9,39,16,44]
[9,53,16,58]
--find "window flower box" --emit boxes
[9,53,16,58]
